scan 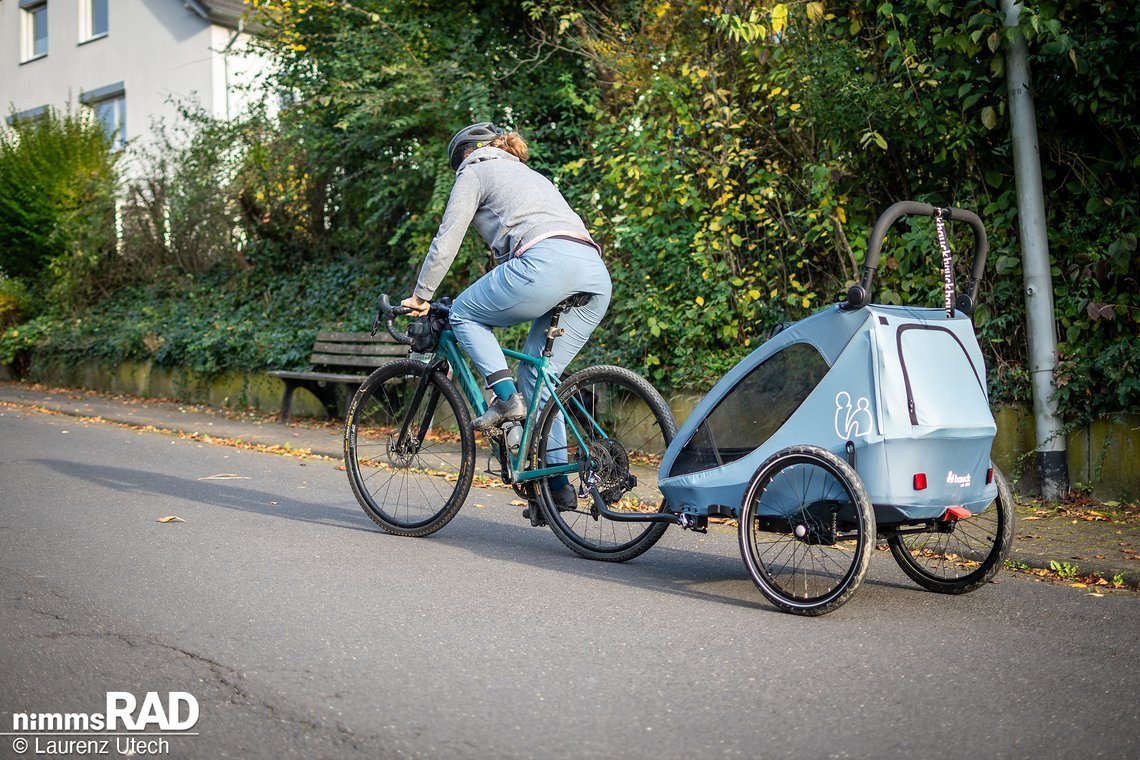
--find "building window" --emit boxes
[5,105,49,127]
[21,1,49,62]
[80,0,108,42]
[81,83,126,150]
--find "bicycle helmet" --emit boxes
[447,122,502,171]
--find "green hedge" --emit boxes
[1,262,388,375]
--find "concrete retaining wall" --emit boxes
[27,357,329,419]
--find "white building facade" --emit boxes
[1,0,267,147]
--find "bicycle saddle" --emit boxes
[556,293,593,311]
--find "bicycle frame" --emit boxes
[416,327,591,485]
[369,296,683,529]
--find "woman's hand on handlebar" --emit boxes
[401,294,430,317]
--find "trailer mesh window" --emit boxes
[669,343,828,477]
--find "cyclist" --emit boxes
[401,122,611,510]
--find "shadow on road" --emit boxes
[429,510,906,611]
[33,458,379,534]
[437,510,925,612]
[33,458,924,615]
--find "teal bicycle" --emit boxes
[343,294,677,562]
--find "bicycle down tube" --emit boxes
[419,328,586,485]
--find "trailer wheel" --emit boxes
[888,465,1014,593]
[738,446,875,616]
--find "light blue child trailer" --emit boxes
[656,202,1015,615]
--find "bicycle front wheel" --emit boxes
[344,359,475,536]
[535,365,676,562]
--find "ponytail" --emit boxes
[490,132,529,162]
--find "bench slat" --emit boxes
[316,330,401,343]
[311,341,409,357]
[307,353,402,368]
[268,370,372,383]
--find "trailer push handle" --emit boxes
[842,201,989,316]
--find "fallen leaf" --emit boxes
[510,499,528,506]
[474,503,486,509]
[1022,516,1042,521]
[1070,582,1087,588]
[157,516,186,523]
[1087,592,1105,597]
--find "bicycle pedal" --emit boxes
[522,504,547,528]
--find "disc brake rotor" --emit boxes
[386,433,418,468]
[580,438,631,504]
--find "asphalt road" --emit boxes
[1,406,1137,760]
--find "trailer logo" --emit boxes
[947,471,972,487]
[834,392,872,441]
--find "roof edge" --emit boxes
[183,0,249,31]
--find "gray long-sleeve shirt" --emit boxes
[413,147,597,301]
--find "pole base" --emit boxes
[1037,450,1070,500]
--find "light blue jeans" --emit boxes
[450,239,612,462]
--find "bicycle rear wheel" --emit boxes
[344,359,475,536]
[535,365,676,562]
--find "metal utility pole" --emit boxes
[1000,0,1069,499]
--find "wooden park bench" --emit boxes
[268,330,408,422]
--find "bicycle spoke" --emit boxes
[886,467,1013,593]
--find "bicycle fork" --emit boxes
[395,362,446,456]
